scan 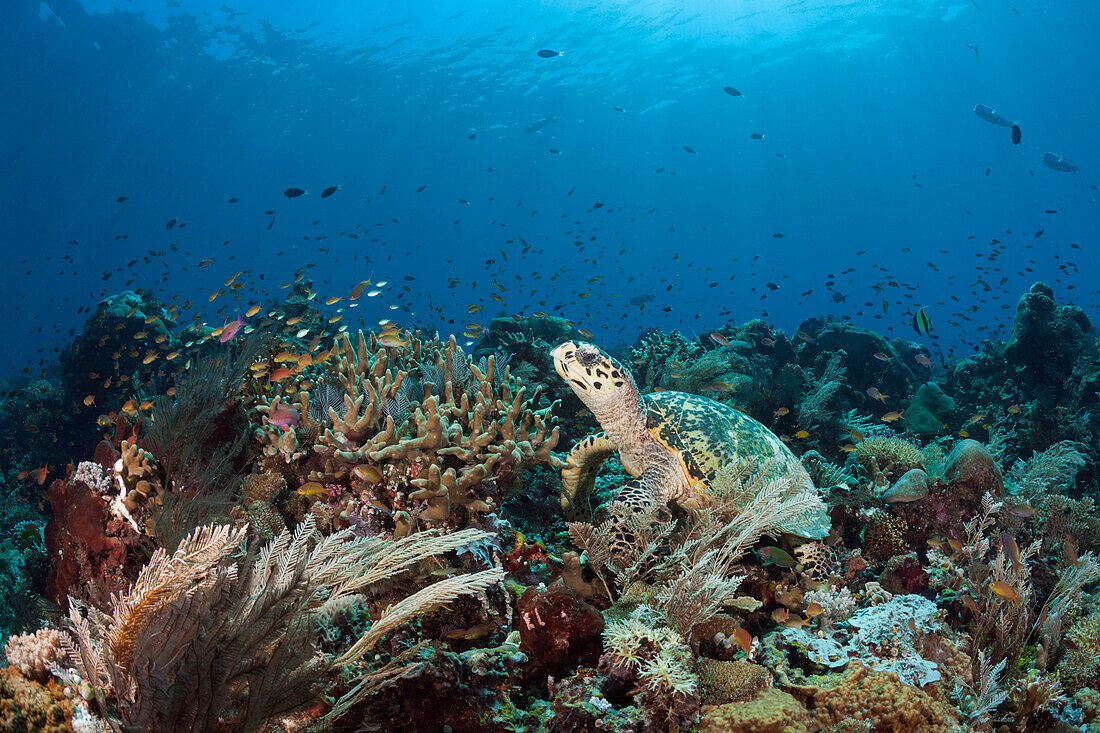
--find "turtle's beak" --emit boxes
[550,341,577,381]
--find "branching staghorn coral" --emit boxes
[848,435,925,484]
[250,329,564,533]
[61,517,505,733]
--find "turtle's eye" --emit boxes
[576,347,600,367]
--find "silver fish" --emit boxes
[1041,152,1079,173]
[524,115,558,134]
[973,103,1012,127]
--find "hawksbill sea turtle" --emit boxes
[550,340,829,539]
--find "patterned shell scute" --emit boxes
[644,390,799,495]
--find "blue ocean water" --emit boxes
[0,0,1096,383]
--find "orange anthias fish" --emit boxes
[709,332,731,347]
[1001,533,1023,572]
[219,313,247,343]
[990,581,1024,606]
[268,367,296,383]
[866,387,888,403]
[880,411,904,422]
[352,464,383,484]
[297,481,327,498]
[732,627,753,658]
[1065,536,1085,567]
[780,613,812,629]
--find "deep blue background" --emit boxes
[1,0,1096,383]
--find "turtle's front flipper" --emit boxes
[561,432,617,521]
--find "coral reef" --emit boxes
[10,280,1100,732]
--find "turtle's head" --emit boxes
[551,341,639,416]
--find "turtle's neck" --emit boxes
[592,376,653,476]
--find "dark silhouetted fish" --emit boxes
[284,187,305,198]
[1011,124,1021,144]
[723,86,742,96]
[321,186,338,198]
[536,49,561,58]
[750,133,765,140]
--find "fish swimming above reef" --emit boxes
[911,306,932,336]
[218,313,246,343]
[524,115,558,134]
[973,104,1013,127]
[1041,152,1079,173]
